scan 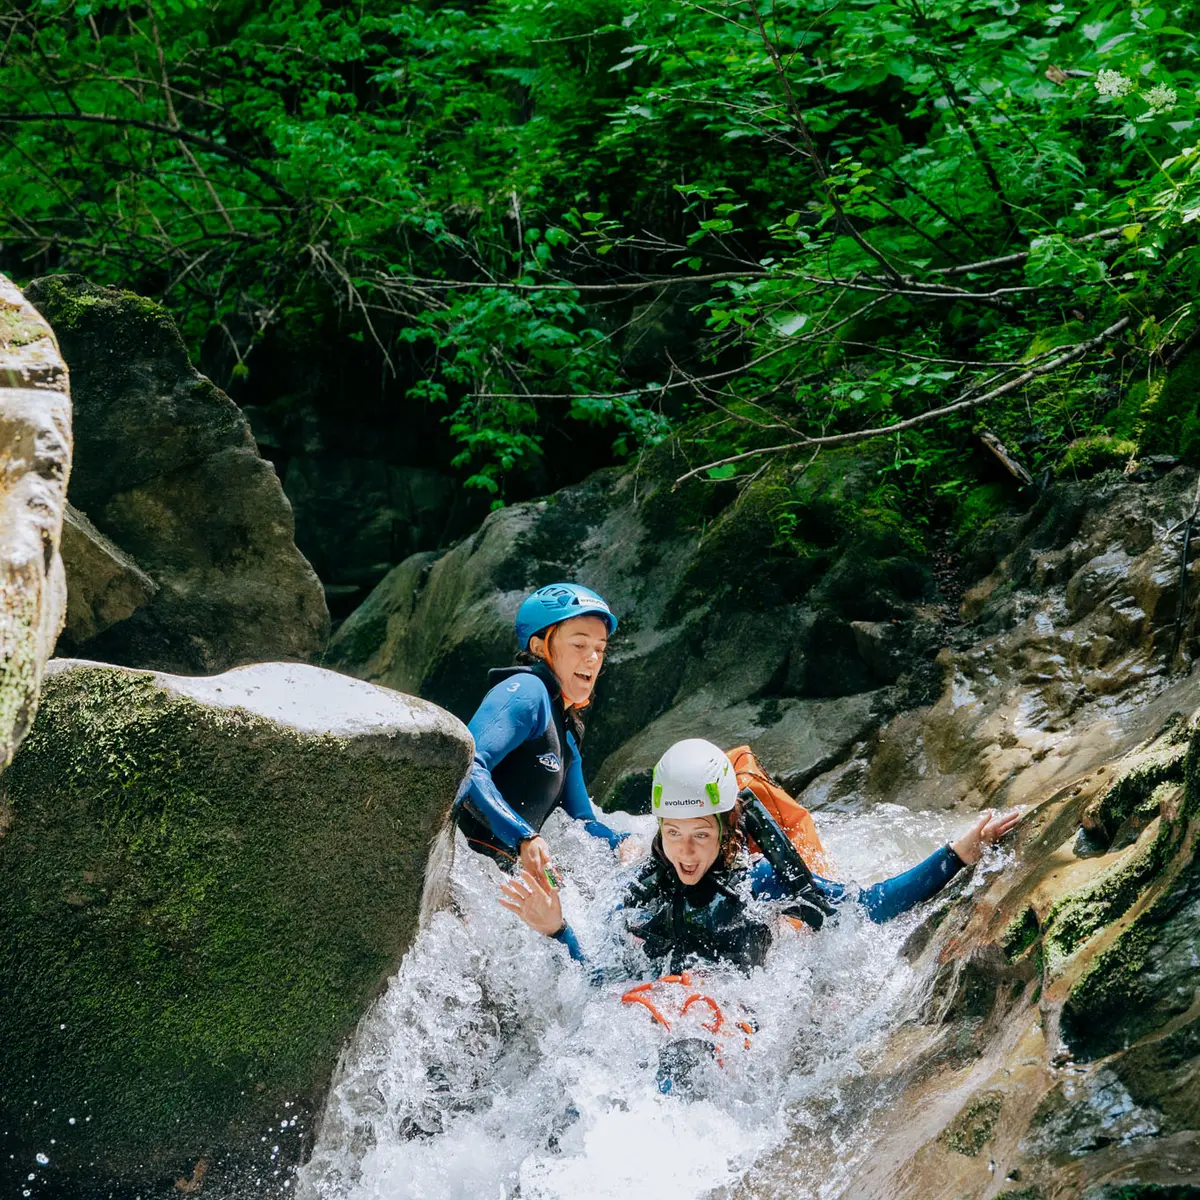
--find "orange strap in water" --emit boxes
[620,982,672,1029]
[621,972,731,1037]
[681,993,724,1034]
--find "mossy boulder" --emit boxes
[1060,831,1200,1062]
[1057,435,1139,479]
[0,658,472,1196]
[939,1090,1004,1156]
[25,275,329,673]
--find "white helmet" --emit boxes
[651,739,737,818]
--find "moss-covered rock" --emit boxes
[25,275,329,674]
[0,658,471,1195]
[1057,435,1139,478]
[953,481,1017,545]
[1060,836,1200,1061]
[939,1090,1004,1156]
[1043,815,1174,971]
[1082,734,1189,848]
[1108,348,1200,465]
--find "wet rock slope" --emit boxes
[332,445,1200,1197]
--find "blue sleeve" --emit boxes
[749,846,965,923]
[749,857,839,901]
[852,845,965,923]
[551,923,587,963]
[462,675,553,850]
[558,731,630,850]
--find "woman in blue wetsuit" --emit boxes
[454,583,630,879]
[500,738,1021,973]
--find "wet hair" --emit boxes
[652,801,745,872]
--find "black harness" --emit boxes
[456,663,578,865]
[623,857,774,974]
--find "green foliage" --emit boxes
[954,482,1017,541]
[1,0,1198,507]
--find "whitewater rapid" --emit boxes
[299,803,987,1200]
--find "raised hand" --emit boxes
[499,867,565,936]
[951,808,1022,865]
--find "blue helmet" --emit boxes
[514,583,618,650]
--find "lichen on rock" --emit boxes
[939,1090,1004,1156]
[0,658,472,1192]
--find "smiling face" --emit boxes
[529,614,609,707]
[660,815,722,885]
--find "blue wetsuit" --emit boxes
[550,843,965,970]
[455,663,627,866]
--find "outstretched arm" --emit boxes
[845,807,1022,921]
[750,808,1021,923]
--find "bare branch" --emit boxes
[672,316,1132,486]
[933,226,1126,277]
[467,296,885,401]
[404,271,773,293]
[1164,322,1200,370]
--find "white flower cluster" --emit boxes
[1145,84,1178,112]
[1094,69,1134,98]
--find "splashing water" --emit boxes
[299,803,977,1200]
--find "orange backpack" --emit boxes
[725,745,835,878]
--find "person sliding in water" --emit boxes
[500,737,1021,974]
[453,583,631,880]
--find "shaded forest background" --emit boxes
[1,0,1198,614]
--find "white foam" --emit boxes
[299,805,976,1200]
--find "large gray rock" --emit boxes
[0,658,472,1194]
[25,275,329,674]
[327,443,928,807]
[0,273,71,770]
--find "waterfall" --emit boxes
[299,803,987,1200]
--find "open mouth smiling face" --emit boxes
[531,614,609,707]
[661,816,722,884]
